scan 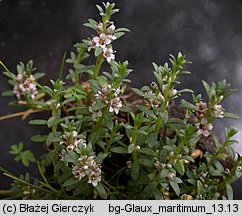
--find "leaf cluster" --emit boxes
[0,2,241,200]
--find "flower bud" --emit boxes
[237,166,242,172]
[166,164,172,169]
[126,161,132,168]
[169,89,178,97]
[72,131,78,137]
[224,168,231,175]
[167,172,176,180]
[218,95,224,102]
[202,172,208,178]
[150,81,158,89]
[96,22,103,32]
[154,161,165,171]
[169,151,174,157]
[106,24,116,35]
[136,145,141,150]
[56,103,61,109]
[158,93,164,101]
[173,159,177,165]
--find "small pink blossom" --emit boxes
[59,131,86,151]
[106,24,116,35]
[196,118,213,137]
[96,22,103,33]
[196,101,207,113]
[109,97,122,114]
[13,74,38,99]
[73,155,102,187]
[103,47,115,62]
[89,105,103,119]
[213,104,225,118]
[72,165,86,180]
[93,33,112,49]
[87,38,97,51]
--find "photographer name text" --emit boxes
[2,203,94,215]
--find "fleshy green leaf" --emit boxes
[95,182,108,199]
[31,135,48,142]
[138,158,154,168]
[159,169,169,179]
[202,80,211,97]
[146,132,157,148]
[94,47,103,57]
[139,148,156,156]
[197,180,204,196]
[142,182,161,199]
[226,183,233,200]
[174,160,185,176]
[2,90,14,96]
[63,177,79,187]
[34,72,45,80]
[136,105,157,120]
[47,116,56,128]
[131,88,144,97]
[128,144,136,153]
[131,160,139,181]
[110,147,128,154]
[165,118,186,130]
[95,152,108,164]
[170,180,180,197]
[29,119,47,125]
[223,112,239,119]
[180,99,199,111]
[46,132,62,147]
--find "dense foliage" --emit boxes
[0,2,241,200]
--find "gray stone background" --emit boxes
[0,0,242,199]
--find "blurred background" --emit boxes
[0,0,242,198]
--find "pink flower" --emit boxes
[213,104,224,118]
[73,155,102,187]
[93,33,112,49]
[106,24,117,40]
[109,97,122,114]
[196,101,207,113]
[88,170,101,187]
[13,74,38,99]
[87,38,97,51]
[96,22,103,33]
[196,118,213,137]
[196,101,207,118]
[72,165,86,180]
[103,47,115,62]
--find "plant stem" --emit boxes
[37,161,49,186]
[74,52,82,85]
[59,52,66,80]
[168,139,185,164]
[92,55,104,79]
[3,172,50,194]
[105,131,114,153]
[0,60,18,85]
[0,109,43,121]
[107,167,126,183]
[0,190,13,194]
